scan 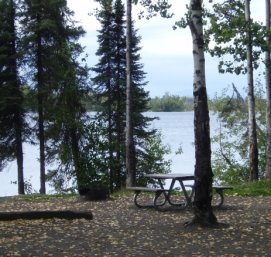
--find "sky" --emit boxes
[66,0,266,98]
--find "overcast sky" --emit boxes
[67,0,266,98]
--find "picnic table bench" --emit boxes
[212,185,233,207]
[186,184,233,208]
[126,187,169,208]
[127,173,195,210]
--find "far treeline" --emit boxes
[148,94,194,112]
[82,92,194,112]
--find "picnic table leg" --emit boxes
[156,178,171,204]
[133,189,167,208]
[154,190,167,208]
[178,179,193,207]
[133,190,144,208]
[212,188,224,208]
[166,179,187,208]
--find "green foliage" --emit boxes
[136,130,171,186]
[148,93,193,112]
[19,0,91,192]
[15,178,271,199]
[230,180,271,196]
[0,0,28,195]
[211,82,266,185]
[204,0,266,75]
[135,0,173,20]
[16,193,78,201]
[90,0,171,192]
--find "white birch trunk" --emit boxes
[188,0,217,226]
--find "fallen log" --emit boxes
[0,210,93,221]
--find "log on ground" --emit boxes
[0,210,93,221]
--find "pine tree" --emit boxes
[42,2,90,192]
[20,0,89,193]
[0,0,26,194]
[91,0,116,192]
[92,0,159,191]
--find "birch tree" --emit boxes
[187,0,217,226]
[203,0,263,182]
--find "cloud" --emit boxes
[67,0,266,98]
[68,0,100,31]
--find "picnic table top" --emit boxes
[145,173,194,180]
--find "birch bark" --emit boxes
[188,0,217,226]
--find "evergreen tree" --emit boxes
[91,0,117,192]
[0,0,26,194]
[21,0,52,193]
[92,0,165,192]
[45,42,90,192]
[20,0,89,193]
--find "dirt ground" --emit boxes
[0,195,270,257]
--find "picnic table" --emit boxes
[128,173,195,210]
[127,173,232,210]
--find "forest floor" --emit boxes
[0,195,270,257]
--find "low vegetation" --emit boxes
[11,179,271,200]
[228,179,271,196]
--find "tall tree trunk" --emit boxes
[70,129,84,189]
[15,112,24,195]
[245,0,259,181]
[10,0,24,194]
[265,0,271,179]
[188,0,217,226]
[108,84,114,193]
[36,13,46,194]
[116,68,122,190]
[125,0,136,187]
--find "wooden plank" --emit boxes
[127,187,165,192]
[212,185,233,189]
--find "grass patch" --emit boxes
[229,179,271,196]
[15,193,78,201]
[7,179,271,200]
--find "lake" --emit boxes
[0,111,218,196]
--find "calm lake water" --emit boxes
[0,111,218,196]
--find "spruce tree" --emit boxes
[0,0,26,194]
[20,0,89,193]
[91,0,116,192]
[92,0,160,191]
